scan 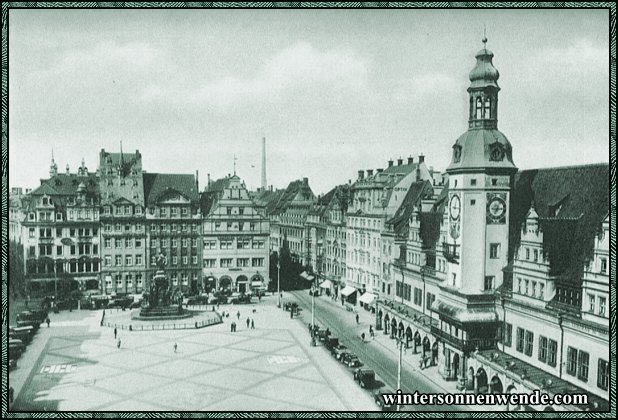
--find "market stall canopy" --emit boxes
[359,292,376,305]
[319,280,333,289]
[340,286,357,297]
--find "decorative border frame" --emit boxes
[1,2,615,418]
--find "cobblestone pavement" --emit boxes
[9,296,377,412]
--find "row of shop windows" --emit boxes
[203,258,264,268]
[502,324,609,391]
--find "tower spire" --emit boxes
[49,149,58,177]
[261,137,267,191]
[233,154,237,176]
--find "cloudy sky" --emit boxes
[8,8,609,195]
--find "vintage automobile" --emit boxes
[209,295,228,305]
[9,338,26,359]
[9,326,35,344]
[325,337,340,352]
[353,368,376,389]
[16,311,45,329]
[373,388,396,411]
[341,353,363,368]
[331,345,349,360]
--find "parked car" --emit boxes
[373,388,396,411]
[209,295,228,305]
[9,339,26,359]
[353,368,376,389]
[16,311,44,329]
[341,353,363,368]
[186,295,208,305]
[332,345,348,360]
[325,337,340,352]
[9,326,35,343]
[229,294,251,304]
[317,329,331,342]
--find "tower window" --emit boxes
[484,97,491,118]
[470,179,477,186]
[476,97,483,119]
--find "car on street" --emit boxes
[341,353,363,368]
[209,295,228,305]
[16,311,44,329]
[331,345,349,360]
[9,338,26,359]
[353,368,376,389]
[186,295,208,305]
[325,337,339,351]
[373,388,396,411]
[9,326,35,344]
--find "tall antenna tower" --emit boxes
[261,137,267,191]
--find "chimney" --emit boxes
[408,156,414,165]
[195,170,199,192]
[366,169,374,177]
[397,158,403,166]
[270,185,273,192]
[303,177,308,185]
[207,173,211,187]
[348,179,352,184]
[376,168,384,173]
[388,159,394,167]
[419,154,425,163]
[66,164,70,175]
[358,170,364,180]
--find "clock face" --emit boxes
[487,194,507,224]
[449,194,461,220]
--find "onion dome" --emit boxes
[468,37,500,90]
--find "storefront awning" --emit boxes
[340,286,357,297]
[359,292,376,305]
[319,280,333,289]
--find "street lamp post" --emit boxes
[395,335,405,412]
[277,259,281,308]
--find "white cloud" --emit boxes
[142,42,370,109]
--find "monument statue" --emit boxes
[138,252,187,319]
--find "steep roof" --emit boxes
[30,173,100,197]
[387,180,434,237]
[143,173,199,206]
[509,163,609,282]
[271,179,315,214]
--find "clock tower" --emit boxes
[445,37,517,293]
[433,38,517,387]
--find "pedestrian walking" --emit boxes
[369,325,374,340]
[174,343,177,353]
[230,322,234,333]
[117,339,121,349]
[355,313,359,324]
[46,317,50,328]
[251,319,255,329]
[361,332,366,342]
[237,310,240,320]
[246,317,250,328]
[114,327,117,339]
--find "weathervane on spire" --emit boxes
[482,25,488,48]
[233,154,237,176]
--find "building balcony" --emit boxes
[431,327,496,352]
[442,242,460,263]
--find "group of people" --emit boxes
[229,311,256,332]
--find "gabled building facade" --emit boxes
[144,172,201,294]
[99,148,147,294]
[201,174,270,293]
